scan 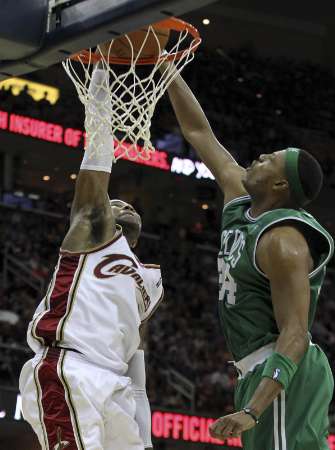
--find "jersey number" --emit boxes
[218,254,237,305]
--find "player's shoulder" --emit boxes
[221,194,251,229]
[133,256,162,280]
[258,224,310,263]
[256,224,313,279]
[223,194,251,211]
[141,262,163,286]
[60,224,124,255]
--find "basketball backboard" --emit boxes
[0,0,217,81]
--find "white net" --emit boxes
[62,21,200,161]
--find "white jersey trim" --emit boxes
[274,391,287,450]
[141,288,165,324]
[31,256,62,347]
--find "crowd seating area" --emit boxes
[0,203,334,428]
[0,46,335,428]
[1,46,335,171]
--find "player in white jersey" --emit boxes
[19,58,163,450]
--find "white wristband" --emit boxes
[81,66,114,172]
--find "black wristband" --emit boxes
[242,408,259,424]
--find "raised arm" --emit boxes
[62,63,116,252]
[162,63,247,203]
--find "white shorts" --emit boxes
[19,347,144,450]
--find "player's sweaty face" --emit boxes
[246,150,285,183]
[110,199,139,221]
[110,199,142,235]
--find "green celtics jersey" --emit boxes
[218,195,334,361]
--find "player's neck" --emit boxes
[249,197,286,218]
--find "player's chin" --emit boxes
[116,216,141,241]
[241,174,249,191]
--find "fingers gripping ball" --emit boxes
[109,26,170,60]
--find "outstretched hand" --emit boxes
[209,411,256,440]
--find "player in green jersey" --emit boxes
[163,63,334,450]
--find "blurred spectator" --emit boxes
[0,44,335,428]
[0,202,334,428]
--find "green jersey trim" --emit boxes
[249,216,334,279]
[222,195,251,214]
[245,207,272,223]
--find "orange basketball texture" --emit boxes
[109,26,170,60]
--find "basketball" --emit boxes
[109,25,170,60]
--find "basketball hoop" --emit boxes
[62,17,201,161]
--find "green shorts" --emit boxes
[235,344,334,450]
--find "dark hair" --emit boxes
[297,149,323,206]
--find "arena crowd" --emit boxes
[0,45,335,429]
[0,202,334,428]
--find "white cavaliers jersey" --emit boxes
[27,228,164,375]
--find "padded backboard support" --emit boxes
[0,0,216,81]
[0,0,49,60]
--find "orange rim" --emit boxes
[69,17,201,66]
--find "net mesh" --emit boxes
[62,22,200,161]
